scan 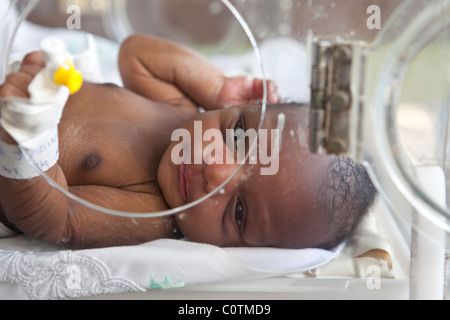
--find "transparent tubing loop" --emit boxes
[0,0,39,83]
[101,0,245,54]
[101,0,133,43]
[366,0,450,233]
[3,0,268,218]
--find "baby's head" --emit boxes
[315,156,377,249]
[158,103,377,249]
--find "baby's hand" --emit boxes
[215,76,282,109]
[0,52,45,99]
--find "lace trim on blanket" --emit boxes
[0,250,145,300]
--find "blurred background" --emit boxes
[27,0,402,47]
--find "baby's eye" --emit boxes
[235,198,244,229]
[233,122,244,153]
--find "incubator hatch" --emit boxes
[0,0,450,300]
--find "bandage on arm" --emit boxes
[0,84,67,179]
[0,38,81,179]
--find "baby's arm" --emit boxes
[0,169,176,248]
[0,53,176,248]
[119,34,280,112]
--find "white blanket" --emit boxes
[0,236,342,300]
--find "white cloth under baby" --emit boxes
[0,237,343,300]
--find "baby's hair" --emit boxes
[264,102,377,249]
[318,156,378,249]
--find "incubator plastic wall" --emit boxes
[2,0,450,299]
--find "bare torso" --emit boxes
[0,82,195,239]
[59,83,191,188]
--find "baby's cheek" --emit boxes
[176,207,220,244]
[177,209,203,230]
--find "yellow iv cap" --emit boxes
[54,61,83,94]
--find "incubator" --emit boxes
[0,0,449,300]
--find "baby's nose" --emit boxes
[201,133,243,193]
[203,161,240,194]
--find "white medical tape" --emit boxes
[0,127,59,179]
[0,71,69,147]
[0,69,68,179]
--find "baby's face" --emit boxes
[158,105,334,249]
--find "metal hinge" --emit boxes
[309,39,367,160]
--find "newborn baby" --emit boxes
[0,35,376,249]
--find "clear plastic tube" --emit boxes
[0,0,39,82]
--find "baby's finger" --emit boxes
[3,72,34,98]
[0,83,27,98]
[267,80,282,104]
[19,64,44,79]
[21,51,46,68]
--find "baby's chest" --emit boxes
[57,119,156,187]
